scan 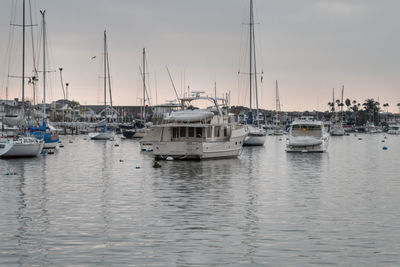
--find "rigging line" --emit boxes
[106,40,112,108]
[28,0,38,75]
[2,0,18,96]
[139,66,151,108]
[144,53,152,106]
[166,66,182,107]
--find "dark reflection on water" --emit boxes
[1,134,400,266]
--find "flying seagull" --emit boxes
[91,56,96,60]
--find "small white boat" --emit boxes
[0,136,44,158]
[244,125,266,146]
[286,117,329,152]
[88,31,116,141]
[387,124,400,135]
[330,123,345,136]
[88,130,115,140]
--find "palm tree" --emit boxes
[345,98,351,110]
[363,98,380,124]
[382,103,389,113]
[327,102,334,112]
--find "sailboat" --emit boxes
[330,87,345,136]
[131,48,150,138]
[28,10,59,149]
[272,80,285,135]
[243,0,266,146]
[1,0,43,158]
[88,30,116,140]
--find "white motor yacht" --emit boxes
[387,124,400,135]
[152,95,246,160]
[0,136,44,158]
[286,117,329,152]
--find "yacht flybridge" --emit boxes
[286,117,329,152]
[152,94,247,160]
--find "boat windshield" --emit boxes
[291,124,322,137]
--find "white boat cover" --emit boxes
[167,110,214,122]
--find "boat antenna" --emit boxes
[166,66,183,108]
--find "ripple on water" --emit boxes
[1,134,400,265]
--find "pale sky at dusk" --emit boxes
[0,0,399,112]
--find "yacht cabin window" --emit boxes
[214,126,220,137]
[188,127,195,137]
[180,127,186,137]
[173,127,178,138]
[196,128,203,138]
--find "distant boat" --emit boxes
[286,117,329,152]
[242,0,266,146]
[152,94,246,160]
[329,87,344,136]
[272,80,285,136]
[28,10,59,149]
[387,124,400,135]
[89,30,115,140]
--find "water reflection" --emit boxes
[9,158,50,266]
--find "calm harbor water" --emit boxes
[1,134,399,266]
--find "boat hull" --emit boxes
[140,141,153,151]
[153,135,245,160]
[43,139,58,149]
[122,129,135,139]
[286,137,328,152]
[244,134,266,146]
[0,141,44,158]
[243,125,266,146]
[330,128,345,136]
[133,129,148,138]
[388,130,400,135]
[88,131,115,140]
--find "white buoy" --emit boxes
[166,156,174,161]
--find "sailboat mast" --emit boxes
[252,2,260,126]
[142,48,146,122]
[249,0,253,112]
[41,10,46,118]
[276,80,280,112]
[106,37,112,110]
[103,30,107,112]
[22,0,25,104]
[341,85,344,121]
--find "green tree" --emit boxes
[345,98,351,110]
[383,103,389,113]
[363,99,380,124]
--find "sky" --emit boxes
[0,0,399,112]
